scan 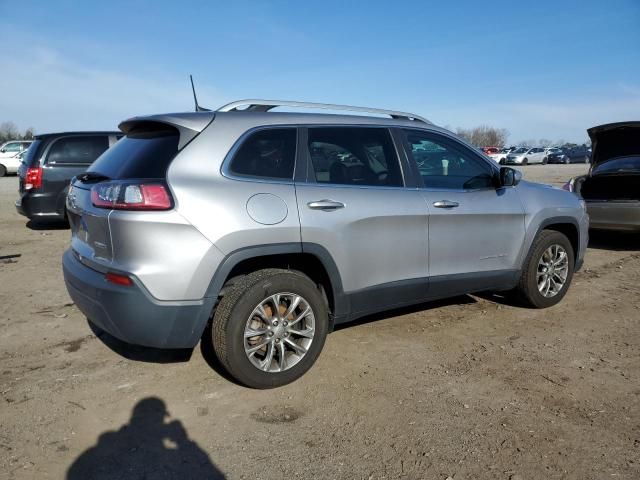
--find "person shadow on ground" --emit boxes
[67,397,224,479]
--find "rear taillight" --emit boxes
[25,167,43,190]
[91,182,172,210]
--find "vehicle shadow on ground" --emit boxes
[88,321,193,363]
[66,397,225,479]
[26,219,69,230]
[588,230,640,252]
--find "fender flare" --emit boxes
[519,215,581,269]
[202,242,348,317]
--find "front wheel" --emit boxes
[211,269,329,388]
[584,156,590,164]
[0,164,6,177]
[522,158,528,165]
[514,230,575,308]
[542,156,548,165]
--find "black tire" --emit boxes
[522,158,528,165]
[212,268,329,388]
[564,157,570,164]
[584,156,590,164]
[514,230,575,308]
[0,164,6,177]
[542,157,548,165]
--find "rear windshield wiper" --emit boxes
[76,172,111,183]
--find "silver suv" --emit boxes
[63,100,589,388]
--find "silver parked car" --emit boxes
[62,100,589,388]
[564,121,640,231]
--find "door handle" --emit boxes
[307,199,346,210]
[433,200,459,208]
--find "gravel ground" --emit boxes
[1,164,639,480]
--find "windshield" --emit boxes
[512,147,528,154]
[592,156,640,175]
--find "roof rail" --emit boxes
[217,99,431,124]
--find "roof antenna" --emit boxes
[190,75,211,112]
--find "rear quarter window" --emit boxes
[89,130,179,179]
[46,136,109,165]
[227,128,297,180]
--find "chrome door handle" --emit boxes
[307,199,346,210]
[433,200,459,208]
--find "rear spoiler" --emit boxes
[118,112,215,149]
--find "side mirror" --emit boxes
[499,167,522,187]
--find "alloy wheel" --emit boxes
[537,244,569,298]
[243,293,315,373]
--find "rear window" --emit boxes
[89,130,179,179]
[22,140,43,167]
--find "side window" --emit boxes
[3,142,22,153]
[46,136,109,165]
[307,127,403,187]
[229,128,296,179]
[403,130,495,190]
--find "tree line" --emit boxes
[0,122,35,144]
[451,125,589,148]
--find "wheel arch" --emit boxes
[529,217,580,264]
[204,243,347,330]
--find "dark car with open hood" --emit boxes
[563,122,640,232]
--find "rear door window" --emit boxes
[89,130,179,179]
[228,128,297,180]
[307,127,403,187]
[46,136,109,165]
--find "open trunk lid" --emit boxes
[588,121,640,169]
[68,112,214,269]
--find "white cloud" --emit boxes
[0,41,222,134]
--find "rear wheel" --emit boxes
[542,157,548,165]
[514,230,574,308]
[0,164,6,177]
[212,269,329,388]
[584,155,590,164]
[564,157,570,164]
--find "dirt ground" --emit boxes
[1,164,639,480]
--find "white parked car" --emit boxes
[0,140,32,176]
[505,147,546,165]
[489,147,514,164]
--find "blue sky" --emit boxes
[1,0,639,143]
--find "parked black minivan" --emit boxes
[16,132,120,222]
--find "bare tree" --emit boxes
[456,125,509,147]
[0,122,36,143]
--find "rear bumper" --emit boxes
[587,201,640,232]
[15,191,65,220]
[62,249,214,348]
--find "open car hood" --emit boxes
[588,121,640,169]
